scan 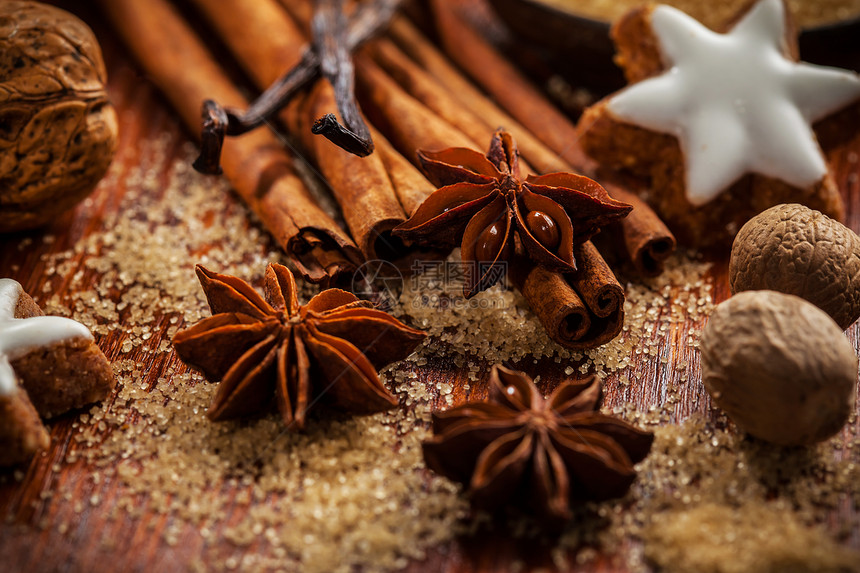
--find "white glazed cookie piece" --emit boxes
[577,0,860,248]
[0,278,94,395]
[0,278,116,418]
[0,278,116,466]
[607,0,860,206]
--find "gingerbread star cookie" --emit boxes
[0,278,116,466]
[577,0,860,248]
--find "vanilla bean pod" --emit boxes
[311,0,373,156]
[193,0,400,174]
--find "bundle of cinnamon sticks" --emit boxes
[100,0,365,287]
[100,0,676,351]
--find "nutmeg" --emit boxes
[730,204,860,329]
[701,290,857,446]
[0,1,118,232]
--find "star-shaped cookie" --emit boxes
[578,0,860,248]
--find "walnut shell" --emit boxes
[0,1,118,232]
[730,203,860,329]
[701,290,857,446]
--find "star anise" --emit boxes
[173,263,425,430]
[422,366,653,524]
[393,131,632,297]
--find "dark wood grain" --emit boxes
[2,2,860,572]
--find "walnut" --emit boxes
[730,203,860,330]
[701,290,857,446]
[0,1,118,232]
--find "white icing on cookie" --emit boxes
[0,358,16,397]
[0,278,93,396]
[607,0,860,206]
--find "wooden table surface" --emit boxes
[3,2,860,572]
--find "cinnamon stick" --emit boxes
[187,0,306,88]
[189,0,415,261]
[386,17,569,175]
[293,82,408,260]
[428,0,676,277]
[284,90,435,237]
[354,54,477,158]
[365,39,499,157]
[509,242,625,350]
[366,39,548,177]
[430,0,580,166]
[276,0,314,33]
[370,126,436,216]
[601,183,677,277]
[99,0,362,285]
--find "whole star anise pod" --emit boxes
[173,263,425,430]
[393,131,632,297]
[423,366,653,524]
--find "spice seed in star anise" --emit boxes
[525,210,560,249]
[474,219,509,263]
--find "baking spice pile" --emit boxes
[21,139,467,572]
[397,249,713,388]
[6,131,855,571]
[510,412,860,572]
[1,122,857,572]
[0,0,860,573]
[2,2,859,569]
[623,416,860,572]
